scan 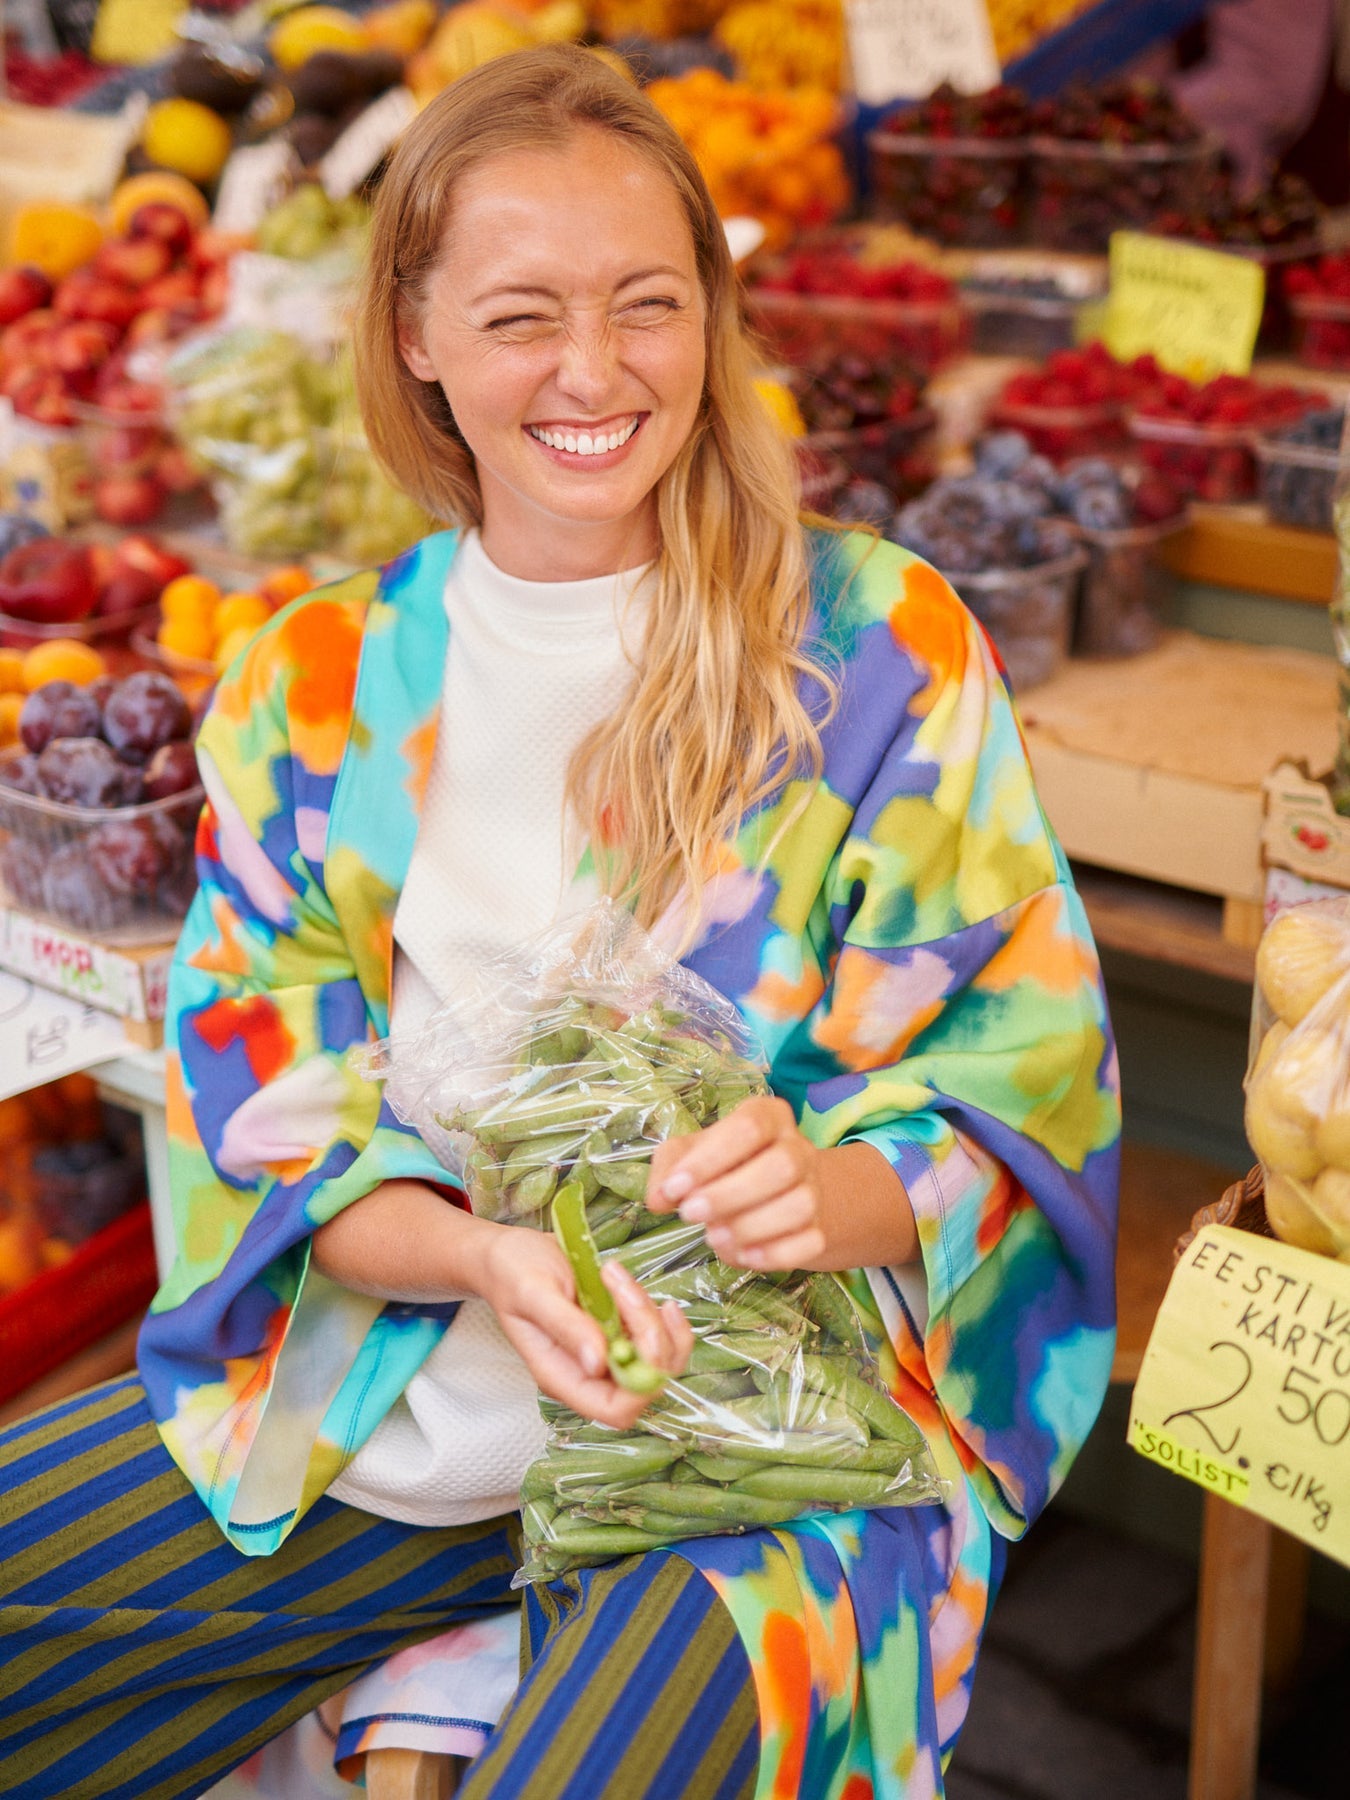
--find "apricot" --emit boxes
[20,638,106,691]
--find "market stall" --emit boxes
[1,4,1348,1799]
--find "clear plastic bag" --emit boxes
[365,901,943,1580]
[1244,896,1350,1257]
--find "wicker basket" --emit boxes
[1175,1165,1272,1264]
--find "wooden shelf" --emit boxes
[1159,510,1336,606]
[1074,865,1256,984]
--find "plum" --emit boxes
[102,671,191,765]
[88,814,178,897]
[36,737,128,807]
[0,752,40,794]
[142,739,199,800]
[19,681,103,754]
[41,842,132,931]
[0,836,46,909]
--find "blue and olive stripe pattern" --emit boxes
[0,1378,758,1800]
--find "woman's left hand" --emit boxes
[645,1095,828,1271]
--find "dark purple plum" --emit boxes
[0,836,46,909]
[102,671,191,765]
[142,739,199,800]
[36,737,128,807]
[19,681,103,754]
[88,814,177,897]
[41,843,132,931]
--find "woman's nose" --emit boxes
[555,322,620,405]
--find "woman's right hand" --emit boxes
[473,1223,693,1429]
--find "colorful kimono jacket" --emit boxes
[140,526,1120,1798]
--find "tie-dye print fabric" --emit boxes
[140,526,1118,1794]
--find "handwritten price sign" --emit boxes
[1102,232,1265,380]
[1131,1224,1350,1560]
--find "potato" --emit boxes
[1245,1028,1334,1181]
[1251,1019,1291,1076]
[1311,1167,1350,1252]
[1315,1100,1350,1173]
[1266,1169,1342,1257]
[1255,907,1350,1027]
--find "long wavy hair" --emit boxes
[355,44,835,931]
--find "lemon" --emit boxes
[269,6,369,71]
[142,98,234,187]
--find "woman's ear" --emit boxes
[398,323,437,382]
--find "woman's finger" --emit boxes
[705,1185,816,1256]
[647,1096,795,1209]
[674,1141,811,1225]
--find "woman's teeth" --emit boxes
[528,418,639,456]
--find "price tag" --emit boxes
[90,0,187,65]
[1131,1224,1350,1562]
[212,140,297,236]
[1101,231,1265,380]
[843,0,1000,107]
[319,86,417,201]
[0,971,129,1101]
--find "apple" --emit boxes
[124,307,175,348]
[54,274,140,331]
[85,541,118,592]
[93,564,162,617]
[1,308,59,361]
[93,473,165,526]
[9,371,77,428]
[198,264,230,318]
[92,372,162,416]
[0,265,53,328]
[128,203,196,258]
[51,319,120,384]
[0,539,97,622]
[112,533,192,591]
[91,420,159,473]
[94,235,173,289]
[154,441,202,493]
[136,270,200,314]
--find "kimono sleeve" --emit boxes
[783,550,1120,1537]
[138,588,455,1555]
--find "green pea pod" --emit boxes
[685,1450,763,1482]
[789,1353,925,1447]
[552,1179,667,1396]
[551,1440,682,1488]
[542,1519,673,1555]
[588,1156,649,1204]
[798,1272,865,1345]
[733,1464,898,1507]
[611,1481,804,1526]
[510,1166,557,1212]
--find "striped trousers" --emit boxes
[0,1378,759,1800]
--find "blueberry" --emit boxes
[975,430,1033,479]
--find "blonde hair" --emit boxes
[355,45,835,929]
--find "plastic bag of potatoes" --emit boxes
[1245,897,1350,1256]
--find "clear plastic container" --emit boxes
[945,548,1086,691]
[0,599,159,663]
[0,747,202,942]
[747,288,969,378]
[866,133,1028,248]
[797,409,937,514]
[1255,426,1342,533]
[74,400,209,530]
[1027,135,1217,254]
[987,396,1129,464]
[1127,414,1257,504]
[1290,292,1350,371]
[1072,517,1185,658]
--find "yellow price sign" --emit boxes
[1131,1224,1350,1560]
[1101,232,1265,381]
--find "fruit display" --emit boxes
[960,262,1108,360]
[0,664,201,937]
[1245,900,1350,1258]
[647,70,848,250]
[747,231,967,376]
[166,329,435,562]
[0,1075,140,1295]
[868,85,1031,250]
[0,195,235,532]
[1254,407,1344,535]
[713,0,844,91]
[890,473,1085,689]
[404,1,591,103]
[254,185,371,264]
[0,531,189,654]
[1287,252,1350,371]
[1129,374,1326,506]
[989,342,1164,464]
[281,44,408,170]
[148,564,315,691]
[986,0,1091,63]
[1026,79,1213,254]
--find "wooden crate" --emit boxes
[1020,631,1339,947]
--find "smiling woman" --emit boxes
[0,44,1120,1800]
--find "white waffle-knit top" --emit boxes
[327,529,653,1526]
